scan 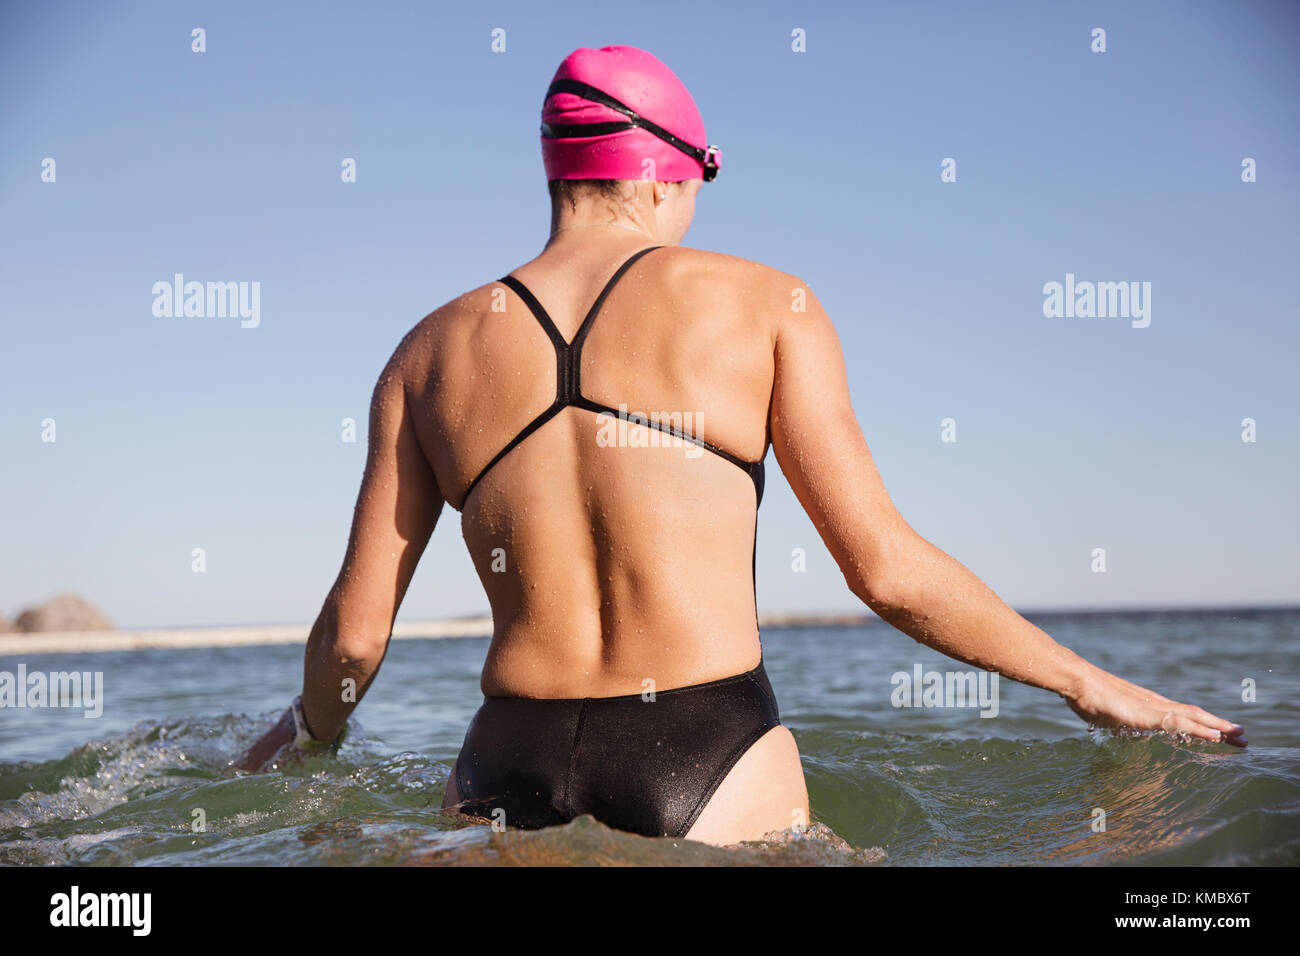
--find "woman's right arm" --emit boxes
[766,275,1246,746]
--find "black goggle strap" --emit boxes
[540,78,719,181]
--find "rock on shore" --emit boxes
[13,595,113,632]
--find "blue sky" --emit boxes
[2,0,1297,628]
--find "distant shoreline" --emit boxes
[0,612,885,656]
[2,605,1296,656]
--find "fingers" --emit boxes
[1182,705,1244,735]
[1171,701,1246,744]
[1155,706,1247,747]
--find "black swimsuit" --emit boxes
[450,245,782,839]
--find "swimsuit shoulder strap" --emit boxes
[497,273,568,351]
[461,246,664,504]
[570,245,663,354]
[498,245,663,351]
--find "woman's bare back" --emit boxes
[399,236,787,699]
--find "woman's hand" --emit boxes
[233,707,296,771]
[1064,663,1247,747]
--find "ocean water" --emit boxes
[1,609,1296,866]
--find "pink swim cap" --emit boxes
[541,45,720,183]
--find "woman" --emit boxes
[237,45,1245,846]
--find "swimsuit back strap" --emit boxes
[464,245,765,506]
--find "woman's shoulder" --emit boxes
[655,245,805,293]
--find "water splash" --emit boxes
[0,713,883,866]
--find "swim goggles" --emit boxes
[540,78,721,182]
